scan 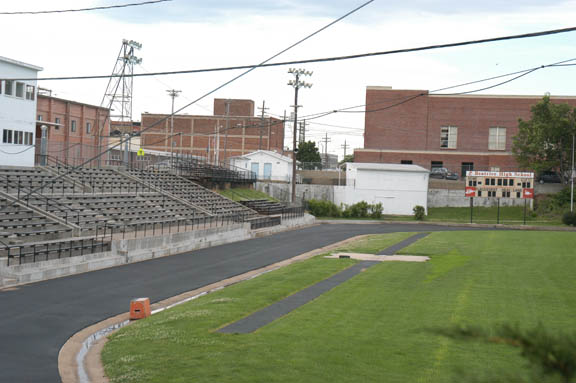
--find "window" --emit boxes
[25,132,33,145]
[2,129,13,143]
[401,160,413,164]
[15,82,25,98]
[4,80,14,96]
[489,127,506,150]
[55,117,61,130]
[461,162,474,177]
[440,126,458,149]
[71,120,77,132]
[38,115,43,121]
[431,161,443,169]
[86,122,92,134]
[26,85,35,100]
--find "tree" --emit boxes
[296,141,322,170]
[338,154,354,166]
[513,95,576,183]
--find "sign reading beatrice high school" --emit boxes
[465,171,535,199]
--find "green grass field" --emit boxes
[102,231,576,383]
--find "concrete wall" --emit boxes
[428,188,533,208]
[0,214,315,287]
[256,182,334,203]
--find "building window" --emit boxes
[489,127,506,150]
[38,115,43,121]
[55,117,61,130]
[71,120,77,133]
[15,82,25,98]
[4,80,14,96]
[25,132,33,145]
[2,129,13,144]
[401,160,413,164]
[440,126,458,149]
[26,85,35,100]
[431,161,443,169]
[86,122,92,134]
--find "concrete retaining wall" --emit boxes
[427,189,533,208]
[0,215,316,287]
[256,182,334,203]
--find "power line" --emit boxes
[2,0,373,211]
[0,0,171,15]
[6,25,576,82]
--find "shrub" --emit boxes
[306,199,340,217]
[535,187,571,217]
[369,203,383,219]
[562,211,576,226]
[413,205,425,220]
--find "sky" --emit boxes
[2,0,576,159]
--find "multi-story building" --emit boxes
[0,56,42,167]
[141,99,285,164]
[36,90,110,166]
[354,86,576,176]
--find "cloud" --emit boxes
[95,0,573,24]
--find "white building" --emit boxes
[334,163,429,215]
[229,150,293,182]
[0,56,42,167]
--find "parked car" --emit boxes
[430,167,459,180]
[537,171,562,184]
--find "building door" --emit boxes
[251,162,259,178]
[263,163,272,180]
[461,162,474,177]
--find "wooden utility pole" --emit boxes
[258,101,269,150]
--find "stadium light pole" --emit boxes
[287,68,312,204]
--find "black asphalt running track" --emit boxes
[0,223,493,382]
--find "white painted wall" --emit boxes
[230,150,292,182]
[336,163,429,215]
[0,57,41,167]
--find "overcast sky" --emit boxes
[2,0,576,158]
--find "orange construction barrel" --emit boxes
[130,297,151,320]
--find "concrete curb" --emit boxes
[58,233,365,383]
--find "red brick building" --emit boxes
[36,91,110,165]
[141,99,284,164]
[354,86,576,176]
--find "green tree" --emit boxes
[512,95,576,183]
[338,154,354,166]
[296,141,322,170]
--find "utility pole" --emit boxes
[298,120,308,144]
[287,68,313,204]
[258,101,269,150]
[224,99,231,163]
[166,89,181,165]
[341,139,350,159]
[571,132,575,212]
[321,132,331,169]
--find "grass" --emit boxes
[217,187,278,202]
[102,231,576,383]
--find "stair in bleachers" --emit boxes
[239,199,286,215]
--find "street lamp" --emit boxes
[287,68,312,204]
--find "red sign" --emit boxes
[465,186,476,197]
[522,188,534,199]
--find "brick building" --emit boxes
[141,99,284,164]
[36,91,110,166]
[354,86,576,176]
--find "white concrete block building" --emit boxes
[334,163,429,215]
[229,150,293,182]
[0,56,42,167]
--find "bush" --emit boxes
[306,199,340,217]
[369,203,383,219]
[413,205,425,220]
[535,187,571,217]
[562,211,576,226]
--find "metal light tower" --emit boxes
[287,68,312,204]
